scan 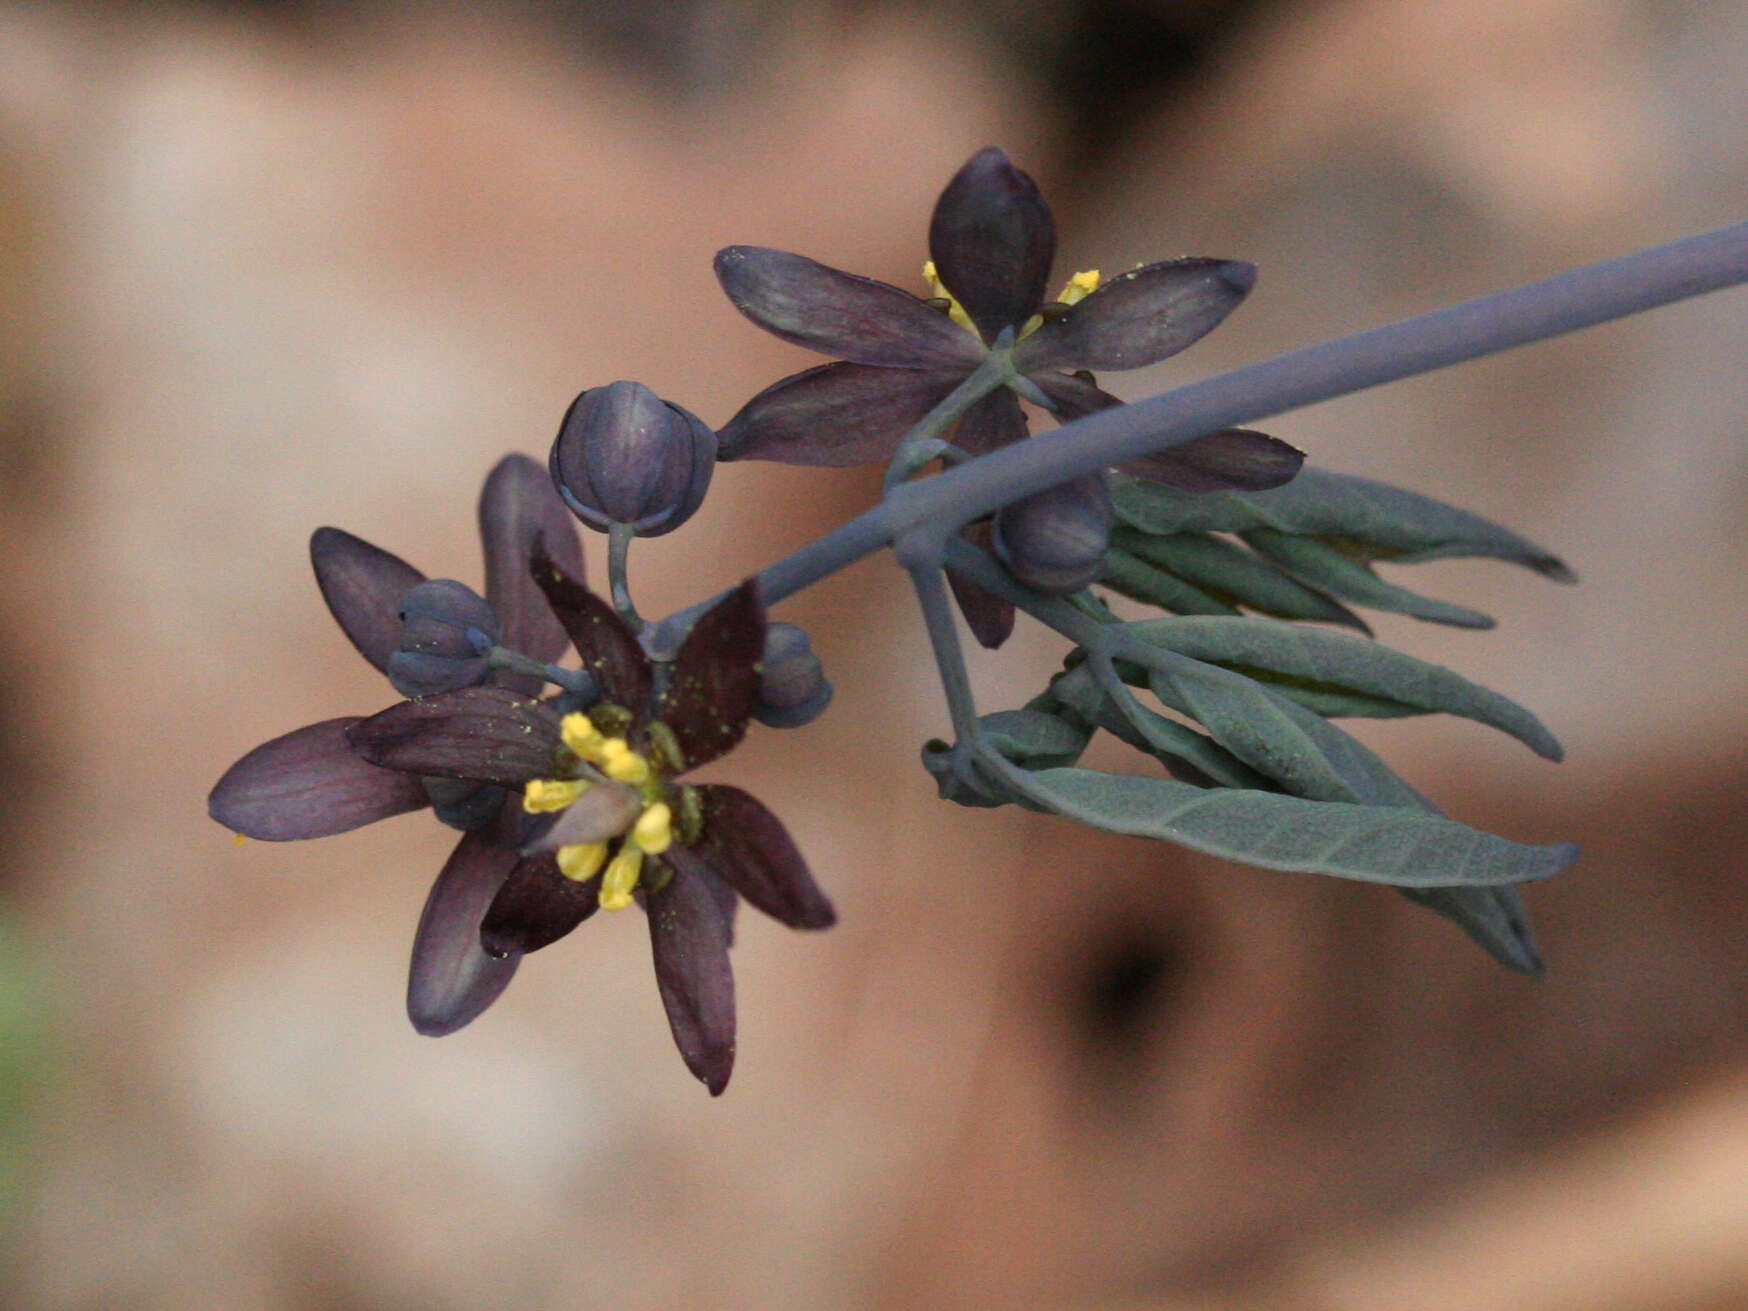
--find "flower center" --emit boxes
[522,710,676,912]
[921,262,1100,341]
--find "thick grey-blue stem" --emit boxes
[728,217,1748,622]
[899,533,992,793]
[608,520,643,629]
[908,562,981,728]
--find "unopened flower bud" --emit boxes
[422,777,505,831]
[753,622,832,728]
[388,579,500,697]
[550,380,717,536]
[992,473,1114,594]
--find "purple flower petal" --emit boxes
[702,862,740,949]
[310,528,426,673]
[523,781,643,851]
[952,387,1028,456]
[714,246,982,369]
[1118,429,1305,493]
[680,785,834,929]
[528,542,654,714]
[480,851,600,956]
[346,687,560,786]
[1032,375,1305,492]
[209,716,429,840]
[718,362,962,465]
[407,818,523,1036]
[1030,370,1122,420]
[660,580,764,772]
[645,862,737,1095]
[928,147,1055,342]
[1015,258,1256,372]
[947,522,1015,650]
[478,454,584,690]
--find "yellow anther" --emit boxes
[523,777,586,813]
[556,841,608,882]
[922,260,978,335]
[599,845,644,911]
[560,712,605,756]
[599,738,650,785]
[1057,268,1099,305]
[632,802,673,856]
[1017,270,1102,341]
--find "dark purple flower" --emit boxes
[713,148,1296,472]
[342,553,834,1095]
[208,455,585,1037]
[714,148,1304,635]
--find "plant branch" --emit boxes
[608,521,643,629]
[734,218,1748,614]
[882,348,1015,492]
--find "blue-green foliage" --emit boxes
[931,466,1577,971]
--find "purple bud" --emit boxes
[753,622,832,728]
[423,777,507,832]
[992,473,1114,594]
[387,579,500,698]
[550,381,717,536]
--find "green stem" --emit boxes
[651,217,1748,656]
[486,645,597,696]
[608,521,643,629]
[901,531,1003,797]
[882,346,1021,494]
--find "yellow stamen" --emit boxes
[561,712,655,784]
[1018,268,1101,340]
[556,841,608,882]
[599,738,650,785]
[922,260,979,335]
[523,777,586,813]
[599,845,644,911]
[632,802,673,856]
[560,712,604,756]
[1057,268,1099,305]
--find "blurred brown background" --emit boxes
[2,1,1747,1308]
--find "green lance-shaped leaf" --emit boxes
[1399,884,1543,973]
[1109,467,1573,579]
[1137,650,1431,808]
[1241,529,1495,628]
[1030,660,1549,968]
[1102,546,1239,616]
[1110,527,1366,628]
[1000,766,1578,889]
[978,708,1092,770]
[1126,645,1549,969]
[1128,615,1564,760]
[1049,661,1272,790]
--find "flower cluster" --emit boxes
[211,412,830,1093]
[714,146,1302,643]
[214,145,1561,1091]
[208,147,1299,1090]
